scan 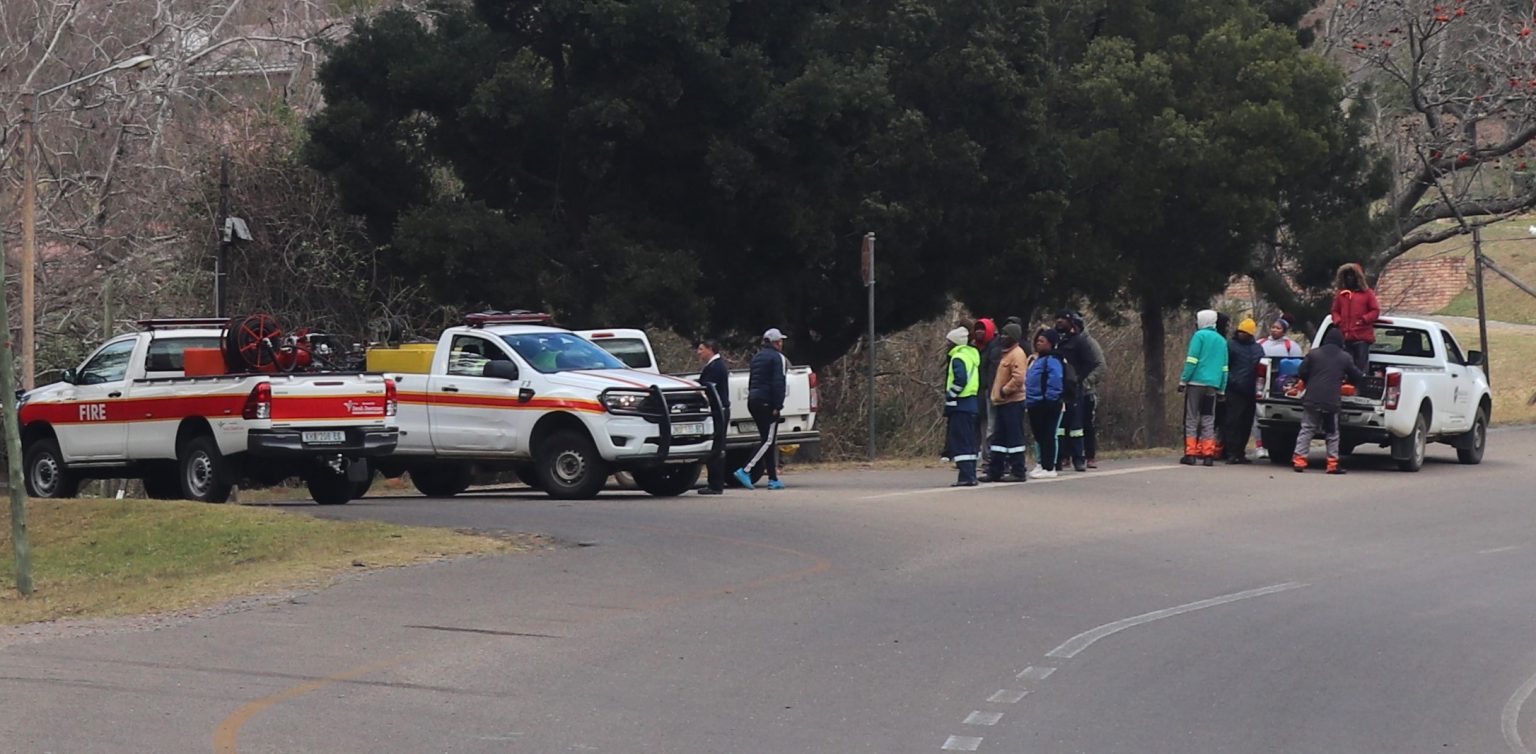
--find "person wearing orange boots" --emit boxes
[1178,309,1228,466]
[1292,329,1365,474]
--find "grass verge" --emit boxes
[0,498,523,626]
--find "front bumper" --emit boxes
[248,427,400,457]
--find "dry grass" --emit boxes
[0,498,527,626]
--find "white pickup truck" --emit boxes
[371,315,719,499]
[578,328,820,482]
[19,321,399,504]
[1255,314,1491,471]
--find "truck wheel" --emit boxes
[1395,412,1429,472]
[1456,407,1488,465]
[512,462,544,491]
[142,466,182,500]
[24,439,79,498]
[179,435,233,503]
[633,464,702,497]
[1259,428,1297,466]
[537,430,609,500]
[411,464,472,497]
[351,460,374,499]
[307,473,354,505]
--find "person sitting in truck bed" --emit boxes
[1292,329,1365,475]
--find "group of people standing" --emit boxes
[1178,262,1381,474]
[942,311,1105,486]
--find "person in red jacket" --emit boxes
[1330,262,1380,373]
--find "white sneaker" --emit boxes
[1029,465,1045,476]
[1035,469,1058,479]
[1255,447,1269,459]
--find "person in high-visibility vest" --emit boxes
[944,326,983,486]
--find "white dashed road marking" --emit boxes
[987,689,1029,703]
[1480,546,1522,555]
[1017,665,1055,681]
[964,711,1003,726]
[1046,582,1307,659]
[942,735,984,751]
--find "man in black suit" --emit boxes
[695,339,731,495]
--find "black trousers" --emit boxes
[706,408,730,490]
[1222,392,1256,459]
[1345,340,1371,372]
[746,399,779,481]
[1028,400,1064,472]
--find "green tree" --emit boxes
[1049,0,1385,444]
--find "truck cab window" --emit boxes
[77,340,136,385]
[1441,332,1465,365]
[447,335,509,377]
[145,337,221,374]
[592,338,653,370]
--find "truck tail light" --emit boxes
[384,378,398,417]
[1254,362,1268,400]
[809,371,820,413]
[243,382,272,420]
[1384,371,1402,410]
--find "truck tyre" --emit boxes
[633,464,702,497]
[1259,428,1297,466]
[1395,412,1429,472]
[307,473,354,505]
[24,439,79,498]
[537,430,609,500]
[411,464,472,498]
[512,462,544,491]
[351,460,374,499]
[1456,407,1488,465]
[179,435,233,503]
[141,466,182,499]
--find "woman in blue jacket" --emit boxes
[1025,329,1065,478]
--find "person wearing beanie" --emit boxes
[1053,311,1099,472]
[1222,318,1265,463]
[983,322,1029,482]
[1025,328,1066,478]
[971,318,999,464]
[1292,329,1364,474]
[1332,263,1381,372]
[1179,309,1228,466]
[1253,316,1302,459]
[942,326,982,486]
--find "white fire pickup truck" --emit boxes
[578,328,819,484]
[370,314,718,499]
[1255,314,1491,471]
[19,320,399,504]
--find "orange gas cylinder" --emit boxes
[1341,383,1357,397]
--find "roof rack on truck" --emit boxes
[135,318,231,330]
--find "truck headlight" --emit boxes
[601,391,649,414]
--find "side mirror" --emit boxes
[1466,350,1485,367]
[61,368,77,385]
[482,360,519,381]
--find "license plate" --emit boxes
[302,431,346,444]
[674,423,705,436]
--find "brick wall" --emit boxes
[1376,257,1467,313]
[1221,257,1467,315]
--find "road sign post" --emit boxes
[862,232,876,462]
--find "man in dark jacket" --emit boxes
[1292,329,1365,474]
[1055,310,1102,472]
[971,318,998,462]
[1222,319,1265,464]
[695,339,731,495]
[735,328,789,490]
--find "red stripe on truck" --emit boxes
[397,391,604,413]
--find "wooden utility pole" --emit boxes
[1473,228,1490,386]
[862,232,876,461]
[0,230,34,596]
[20,88,36,391]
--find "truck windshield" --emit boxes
[502,333,627,373]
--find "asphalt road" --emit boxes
[4,429,1536,754]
